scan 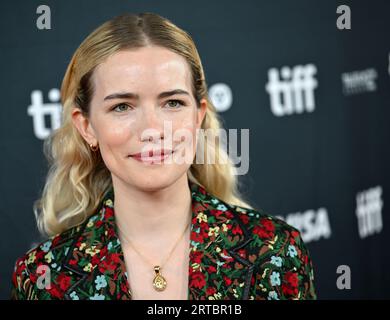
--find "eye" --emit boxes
[165,99,185,109]
[111,103,132,113]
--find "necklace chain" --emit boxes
[117,211,192,271]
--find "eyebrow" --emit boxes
[103,89,190,101]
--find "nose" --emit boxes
[138,106,164,143]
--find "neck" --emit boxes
[112,174,192,246]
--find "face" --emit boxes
[72,46,207,192]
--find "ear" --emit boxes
[196,98,208,129]
[71,108,98,146]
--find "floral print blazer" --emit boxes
[11,182,317,300]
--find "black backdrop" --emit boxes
[1,0,389,299]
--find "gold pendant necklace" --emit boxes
[117,211,191,292]
[152,266,167,291]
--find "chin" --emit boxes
[128,172,184,193]
[129,171,187,192]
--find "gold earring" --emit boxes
[90,143,99,152]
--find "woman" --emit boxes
[11,12,316,300]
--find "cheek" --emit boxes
[171,116,198,157]
[95,117,137,148]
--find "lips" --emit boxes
[128,149,175,163]
[129,149,174,158]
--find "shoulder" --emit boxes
[228,203,317,300]
[226,202,303,246]
[11,223,84,300]
[230,202,311,260]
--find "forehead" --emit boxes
[92,46,193,95]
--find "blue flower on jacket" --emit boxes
[40,241,52,253]
[211,198,219,205]
[270,256,283,267]
[270,271,281,286]
[95,275,107,290]
[69,291,79,300]
[191,240,200,250]
[216,204,228,211]
[287,245,298,258]
[90,293,105,300]
[268,291,279,300]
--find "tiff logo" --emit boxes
[356,186,383,239]
[27,89,62,140]
[265,64,318,117]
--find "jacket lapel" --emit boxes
[62,182,255,300]
[188,182,255,300]
[62,190,131,300]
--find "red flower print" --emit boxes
[261,219,275,232]
[15,261,27,274]
[105,207,114,219]
[190,271,206,289]
[98,253,121,273]
[91,255,100,266]
[253,225,273,239]
[192,251,203,264]
[69,259,77,266]
[199,221,209,231]
[238,249,246,258]
[232,224,243,235]
[107,228,116,238]
[207,265,217,273]
[35,250,45,261]
[285,272,298,287]
[110,253,121,263]
[210,209,222,217]
[99,247,108,257]
[223,275,232,286]
[253,219,276,239]
[224,211,234,219]
[239,214,249,225]
[192,233,204,244]
[206,287,217,296]
[282,283,298,297]
[191,228,208,244]
[291,230,300,238]
[57,274,72,291]
[51,236,61,247]
[120,282,128,294]
[47,284,63,299]
[290,231,300,245]
[282,272,299,297]
[29,272,38,284]
[199,187,206,195]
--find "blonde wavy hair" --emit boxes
[35,12,254,237]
